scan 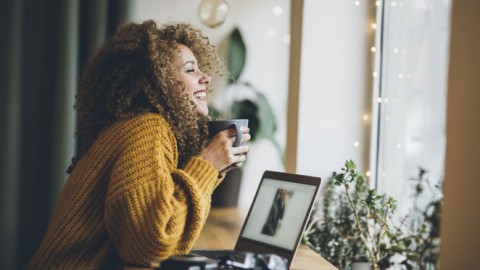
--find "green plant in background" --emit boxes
[303,172,369,269]
[302,160,443,270]
[405,168,442,270]
[226,28,246,83]
[209,27,283,163]
[303,160,381,269]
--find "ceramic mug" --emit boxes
[207,119,249,147]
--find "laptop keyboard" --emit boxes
[192,250,261,269]
[192,249,232,259]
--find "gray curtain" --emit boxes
[0,0,132,269]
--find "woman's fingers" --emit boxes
[220,155,247,174]
[221,127,240,137]
[202,126,250,172]
[240,126,251,143]
[241,133,251,143]
[232,145,249,156]
[221,126,251,144]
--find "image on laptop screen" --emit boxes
[240,178,318,250]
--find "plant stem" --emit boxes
[365,211,380,261]
[375,208,390,261]
[344,185,379,270]
[376,222,386,261]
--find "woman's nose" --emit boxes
[199,71,211,85]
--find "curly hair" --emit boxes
[67,20,226,173]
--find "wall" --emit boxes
[294,0,372,179]
[439,0,480,268]
[133,0,374,205]
[134,1,480,267]
[133,0,290,208]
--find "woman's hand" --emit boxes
[199,126,250,173]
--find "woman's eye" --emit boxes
[186,69,195,73]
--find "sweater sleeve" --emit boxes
[104,118,221,266]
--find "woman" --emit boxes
[27,20,250,269]
[261,189,286,236]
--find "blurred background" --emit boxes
[1,0,479,269]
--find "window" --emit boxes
[370,0,451,216]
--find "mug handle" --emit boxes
[232,123,243,147]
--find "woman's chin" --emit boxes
[196,108,209,117]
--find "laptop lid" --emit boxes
[234,170,321,267]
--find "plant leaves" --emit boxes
[227,27,246,82]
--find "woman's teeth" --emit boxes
[194,91,206,99]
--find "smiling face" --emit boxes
[175,43,211,117]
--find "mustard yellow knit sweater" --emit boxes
[27,113,223,269]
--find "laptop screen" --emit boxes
[239,177,318,250]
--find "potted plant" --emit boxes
[210,27,281,154]
[209,27,283,207]
[403,168,443,270]
[302,178,367,269]
[303,160,443,270]
[304,161,395,269]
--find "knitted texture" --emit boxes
[27,113,223,269]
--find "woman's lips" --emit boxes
[193,90,207,101]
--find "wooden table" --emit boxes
[126,207,337,270]
[192,207,338,270]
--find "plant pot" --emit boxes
[352,262,371,270]
[211,168,242,207]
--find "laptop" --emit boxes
[191,170,322,269]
